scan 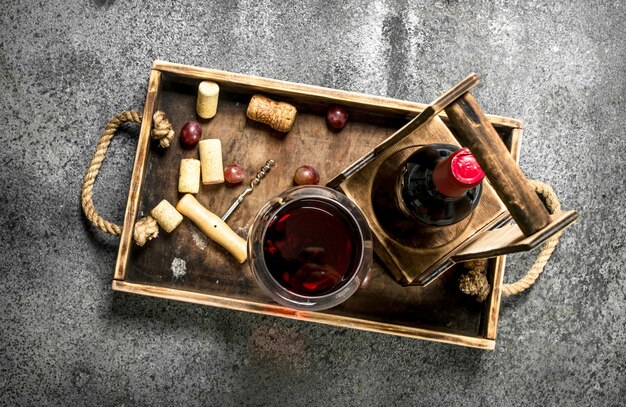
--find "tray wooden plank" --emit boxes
[113,61,523,349]
[112,280,494,349]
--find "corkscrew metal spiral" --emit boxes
[221,159,276,221]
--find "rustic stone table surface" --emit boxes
[1,1,624,405]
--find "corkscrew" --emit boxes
[221,159,276,221]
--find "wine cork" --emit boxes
[198,139,224,185]
[178,159,201,194]
[196,81,219,119]
[246,94,297,133]
[176,194,248,263]
[151,199,183,233]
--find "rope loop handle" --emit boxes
[501,180,563,296]
[81,110,173,239]
[81,111,142,236]
[459,179,564,300]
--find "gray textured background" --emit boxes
[1,0,624,405]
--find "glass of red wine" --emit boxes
[248,186,373,311]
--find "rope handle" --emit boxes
[502,180,562,296]
[81,110,173,239]
[460,179,564,300]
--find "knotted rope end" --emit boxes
[459,180,563,299]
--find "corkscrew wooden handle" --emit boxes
[176,194,248,263]
[444,92,551,236]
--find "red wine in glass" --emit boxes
[262,198,362,296]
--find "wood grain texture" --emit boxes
[113,61,525,347]
[153,60,523,129]
[112,280,495,350]
[453,210,578,260]
[509,128,523,163]
[114,69,161,280]
[337,115,509,285]
[484,255,505,340]
[445,92,551,236]
[429,74,480,113]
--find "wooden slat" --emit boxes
[509,127,523,163]
[430,74,480,113]
[445,93,551,236]
[484,256,505,340]
[112,280,496,350]
[452,210,578,261]
[114,69,161,280]
[152,60,523,130]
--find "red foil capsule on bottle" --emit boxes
[432,147,484,197]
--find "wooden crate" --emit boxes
[112,60,525,349]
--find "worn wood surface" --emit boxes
[112,280,496,350]
[445,92,551,236]
[337,115,509,286]
[453,210,578,261]
[154,61,524,130]
[113,62,524,347]
[115,69,161,280]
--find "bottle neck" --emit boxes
[432,147,484,197]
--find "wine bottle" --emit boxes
[394,144,484,226]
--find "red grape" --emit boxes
[293,165,320,185]
[180,121,202,146]
[224,163,246,184]
[326,105,349,130]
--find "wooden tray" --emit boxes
[112,61,524,350]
